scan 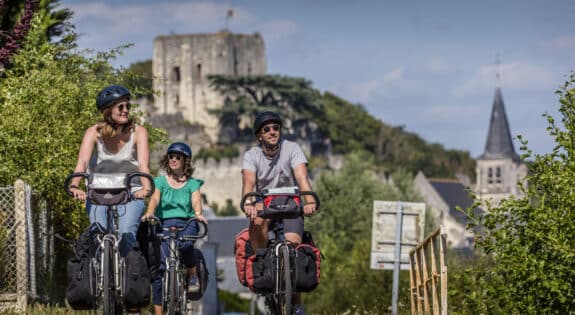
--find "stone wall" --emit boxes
[193,157,243,211]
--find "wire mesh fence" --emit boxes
[0,180,55,312]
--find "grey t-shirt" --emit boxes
[242,139,308,191]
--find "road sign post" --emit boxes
[371,200,425,315]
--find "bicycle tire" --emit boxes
[102,240,117,315]
[279,244,293,315]
[166,264,178,315]
[178,268,189,315]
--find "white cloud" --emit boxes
[65,1,298,63]
[424,58,457,75]
[332,67,405,103]
[453,62,556,97]
[541,35,575,51]
[259,19,299,44]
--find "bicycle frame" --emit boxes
[151,217,208,315]
[65,172,154,315]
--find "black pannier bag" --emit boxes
[66,226,101,310]
[122,247,151,309]
[294,231,322,292]
[136,221,162,280]
[247,247,276,293]
[188,249,210,301]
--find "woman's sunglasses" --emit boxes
[261,124,280,134]
[168,153,183,161]
[117,103,131,112]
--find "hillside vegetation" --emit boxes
[129,60,476,179]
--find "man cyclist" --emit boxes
[242,111,317,315]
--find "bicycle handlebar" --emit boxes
[240,190,320,218]
[148,216,208,241]
[64,172,156,200]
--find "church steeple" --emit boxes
[479,87,519,161]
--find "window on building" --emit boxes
[173,66,180,82]
[196,63,202,82]
[488,167,493,184]
[496,166,502,183]
[248,62,252,75]
[175,94,179,106]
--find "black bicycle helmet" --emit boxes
[253,111,282,135]
[167,142,192,158]
[96,85,131,111]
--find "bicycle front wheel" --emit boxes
[279,244,293,315]
[165,265,178,315]
[102,240,117,315]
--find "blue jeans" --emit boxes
[152,218,199,306]
[87,199,145,257]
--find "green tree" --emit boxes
[0,12,166,243]
[207,74,324,129]
[304,152,418,314]
[0,0,71,70]
[319,92,476,179]
[462,73,575,314]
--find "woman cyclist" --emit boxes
[69,84,152,257]
[141,142,208,315]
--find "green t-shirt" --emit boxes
[154,175,204,219]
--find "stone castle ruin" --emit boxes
[152,31,266,144]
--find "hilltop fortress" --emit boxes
[152,31,266,143]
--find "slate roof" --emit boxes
[428,178,477,224]
[479,87,520,161]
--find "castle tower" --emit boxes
[475,87,527,205]
[152,31,266,143]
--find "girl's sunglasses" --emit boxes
[168,153,183,161]
[261,124,280,134]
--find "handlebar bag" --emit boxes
[263,195,301,219]
[88,173,130,205]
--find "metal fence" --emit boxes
[0,180,55,312]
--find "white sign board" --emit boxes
[370,201,425,270]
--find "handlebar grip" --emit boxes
[300,191,320,211]
[127,172,156,198]
[240,192,263,212]
[63,172,89,196]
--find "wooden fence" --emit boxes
[409,226,447,315]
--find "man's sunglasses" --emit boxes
[168,153,183,161]
[117,103,131,112]
[261,124,280,133]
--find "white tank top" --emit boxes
[88,131,141,188]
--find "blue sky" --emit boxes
[59,0,575,158]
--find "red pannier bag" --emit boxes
[234,228,253,287]
[234,228,275,293]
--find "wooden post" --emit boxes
[14,180,27,312]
